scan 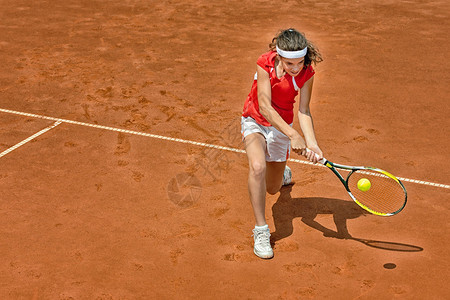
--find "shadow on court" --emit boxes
[271,185,423,252]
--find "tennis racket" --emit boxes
[306,149,407,216]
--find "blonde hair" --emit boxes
[269,28,323,66]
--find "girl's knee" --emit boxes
[249,160,266,178]
[266,185,281,195]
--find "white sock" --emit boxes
[255,224,269,231]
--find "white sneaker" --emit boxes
[252,227,274,259]
[282,165,292,186]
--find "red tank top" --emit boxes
[242,51,315,126]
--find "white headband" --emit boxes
[276,45,308,59]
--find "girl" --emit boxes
[241,28,323,258]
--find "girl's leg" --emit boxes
[266,161,287,195]
[243,132,268,226]
[244,132,287,259]
[244,132,275,259]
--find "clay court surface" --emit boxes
[1,0,449,299]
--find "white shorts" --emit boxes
[241,116,291,162]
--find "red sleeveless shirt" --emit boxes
[242,51,315,126]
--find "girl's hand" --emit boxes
[290,133,307,156]
[302,144,323,164]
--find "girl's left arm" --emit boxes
[298,76,323,163]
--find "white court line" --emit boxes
[0,121,62,158]
[1,107,449,190]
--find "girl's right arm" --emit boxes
[256,65,307,151]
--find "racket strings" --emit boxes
[348,170,406,215]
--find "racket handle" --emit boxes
[305,148,327,165]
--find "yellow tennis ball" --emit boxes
[357,178,371,192]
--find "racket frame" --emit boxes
[321,159,408,216]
